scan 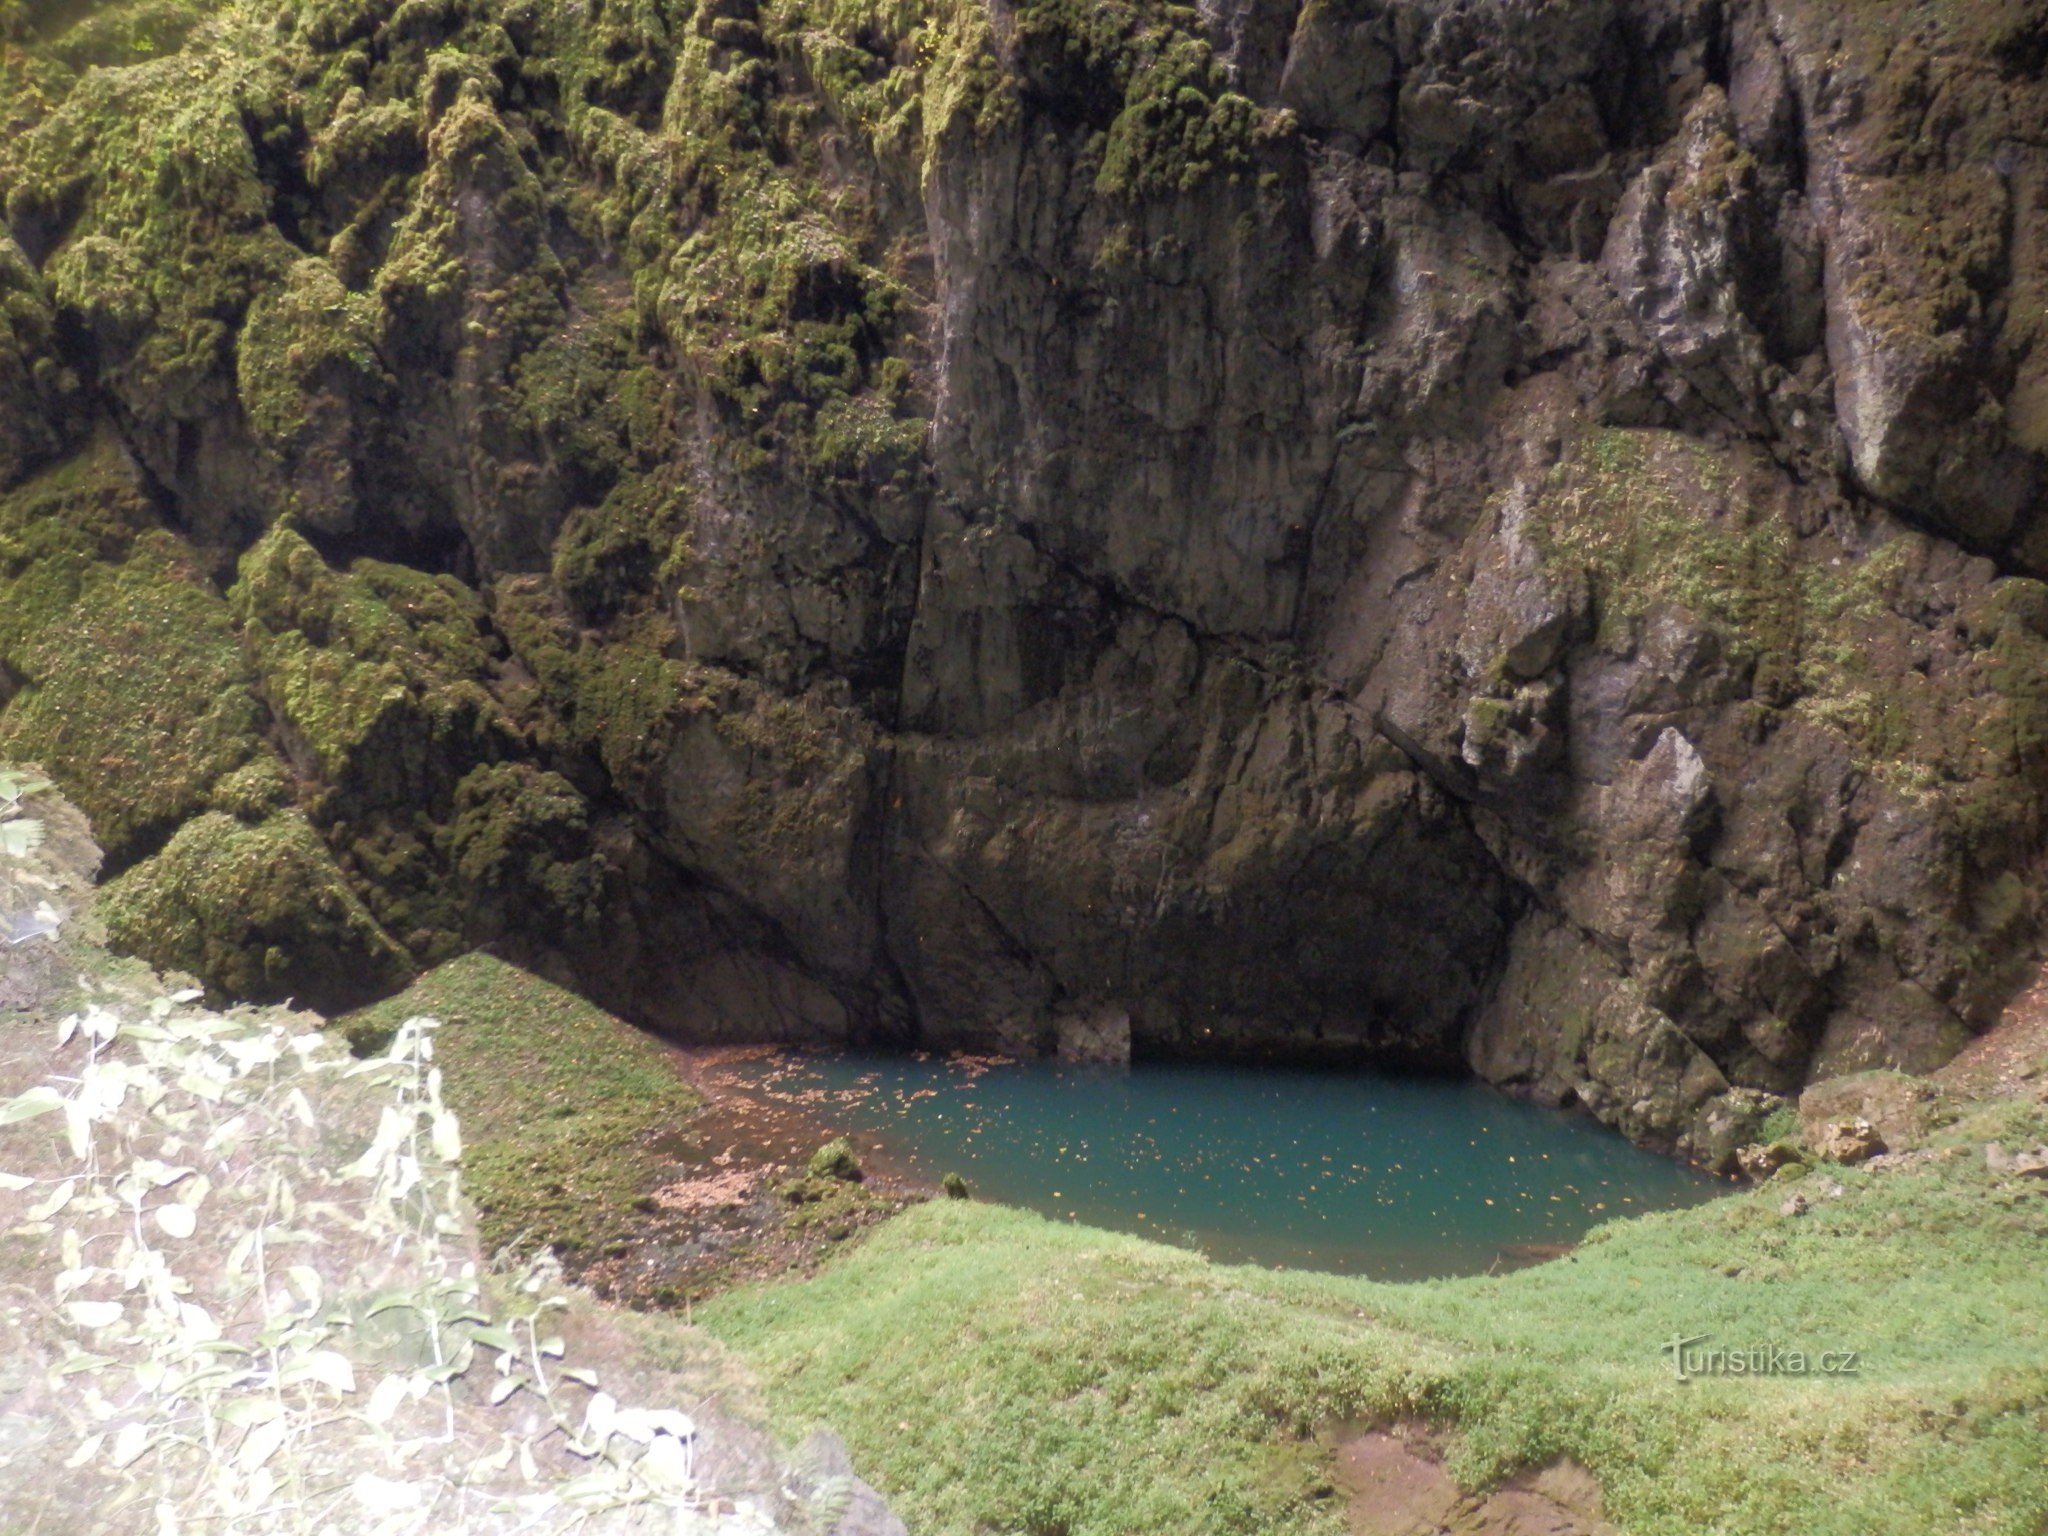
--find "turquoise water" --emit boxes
[721,1054,1727,1279]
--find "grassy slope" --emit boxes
[704,1090,2048,1536]
[337,953,699,1260]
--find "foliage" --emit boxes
[0,994,719,1531]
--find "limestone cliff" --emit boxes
[5,0,2048,1166]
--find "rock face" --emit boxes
[5,0,2048,1165]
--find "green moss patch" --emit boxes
[98,807,411,1009]
[230,524,509,808]
[335,952,700,1260]
[0,514,266,860]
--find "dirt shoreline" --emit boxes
[572,1045,934,1309]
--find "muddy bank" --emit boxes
[575,1046,935,1309]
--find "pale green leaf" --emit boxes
[65,1300,124,1330]
[0,1086,64,1125]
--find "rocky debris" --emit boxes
[1799,1070,1933,1154]
[1736,1141,1805,1181]
[1813,1119,1886,1167]
[1987,1143,2048,1180]
[1780,1192,1809,1217]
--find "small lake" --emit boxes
[709,1053,1727,1279]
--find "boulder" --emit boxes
[1812,1119,1885,1167]
[1799,1071,1930,1154]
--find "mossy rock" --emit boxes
[0,521,266,860]
[442,760,608,935]
[335,952,701,1259]
[230,524,512,812]
[808,1137,863,1182]
[99,808,412,1011]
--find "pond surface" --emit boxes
[712,1052,1726,1279]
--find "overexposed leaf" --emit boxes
[63,1102,91,1159]
[283,1350,355,1394]
[65,1300,124,1330]
[363,1374,409,1427]
[109,1421,152,1470]
[154,1205,196,1240]
[430,1112,461,1163]
[64,1433,104,1469]
[27,1180,74,1222]
[132,1159,194,1189]
[217,1397,281,1429]
[350,1474,421,1515]
[0,1171,30,1191]
[488,1376,522,1407]
[639,1431,694,1492]
[283,1088,316,1129]
[236,1418,288,1473]
[0,1086,64,1125]
[556,1367,599,1390]
[609,1407,694,1445]
[0,816,45,858]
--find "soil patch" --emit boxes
[1330,1422,1616,1536]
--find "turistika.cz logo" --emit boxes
[1660,1334,1860,1382]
